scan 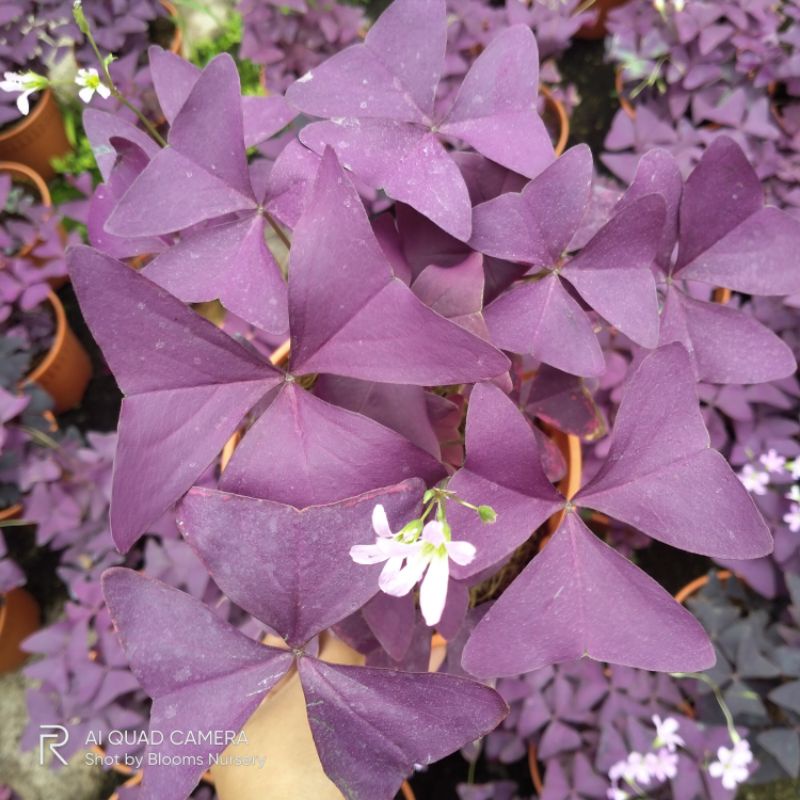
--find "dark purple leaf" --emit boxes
[462,512,715,677]
[298,657,507,800]
[177,480,423,646]
[102,569,293,800]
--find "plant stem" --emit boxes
[672,672,739,743]
[83,24,167,147]
[265,211,291,249]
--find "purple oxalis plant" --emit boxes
[61,0,800,796]
[284,0,554,240]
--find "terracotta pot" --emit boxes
[159,0,183,55]
[1,161,68,287]
[0,503,23,522]
[674,570,732,605]
[540,85,570,157]
[220,338,291,473]
[614,68,636,120]
[544,427,582,538]
[0,160,52,257]
[576,0,630,40]
[23,291,93,414]
[0,586,40,673]
[712,287,732,304]
[528,743,544,794]
[0,90,71,180]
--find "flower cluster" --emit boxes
[351,493,492,626]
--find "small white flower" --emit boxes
[708,739,752,791]
[760,449,786,474]
[786,485,800,503]
[784,503,800,533]
[652,715,684,752]
[673,0,685,10]
[350,506,476,627]
[789,459,800,480]
[620,752,651,786]
[75,67,111,104]
[0,70,48,116]
[607,788,629,800]
[738,464,770,495]
[645,748,679,782]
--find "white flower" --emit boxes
[75,67,110,104]
[760,449,786,474]
[619,752,651,786]
[786,485,800,503]
[784,503,800,533]
[645,748,679,782]
[673,0,685,10]
[708,739,752,791]
[0,70,48,116]
[350,506,476,627]
[652,715,684,752]
[607,788,629,800]
[789,459,800,480]
[738,464,770,495]
[350,504,419,581]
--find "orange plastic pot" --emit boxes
[0,503,23,522]
[220,338,291,472]
[540,85,569,157]
[576,0,630,40]
[544,427,582,539]
[0,89,71,180]
[159,0,183,55]
[23,291,92,413]
[0,160,52,257]
[674,570,732,605]
[614,69,637,120]
[0,586,39,673]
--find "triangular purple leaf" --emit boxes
[446,382,563,578]
[461,513,715,677]
[148,45,200,125]
[577,345,772,558]
[287,149,508,383]
[298,657,507,800]
[299,120,473,240]
[177,480,424,646]
[68,247,281,550]
[469,145,592,264]
[143,214,289,334]
[83,108,160,182]
[219,383,444,505]
[660,286,796,384]
[285,0,444,122]
[103,569,293,800]
[561,194,664,348]
[439,26,552,178]
[105,146,255,237]
[484,274,606,377]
